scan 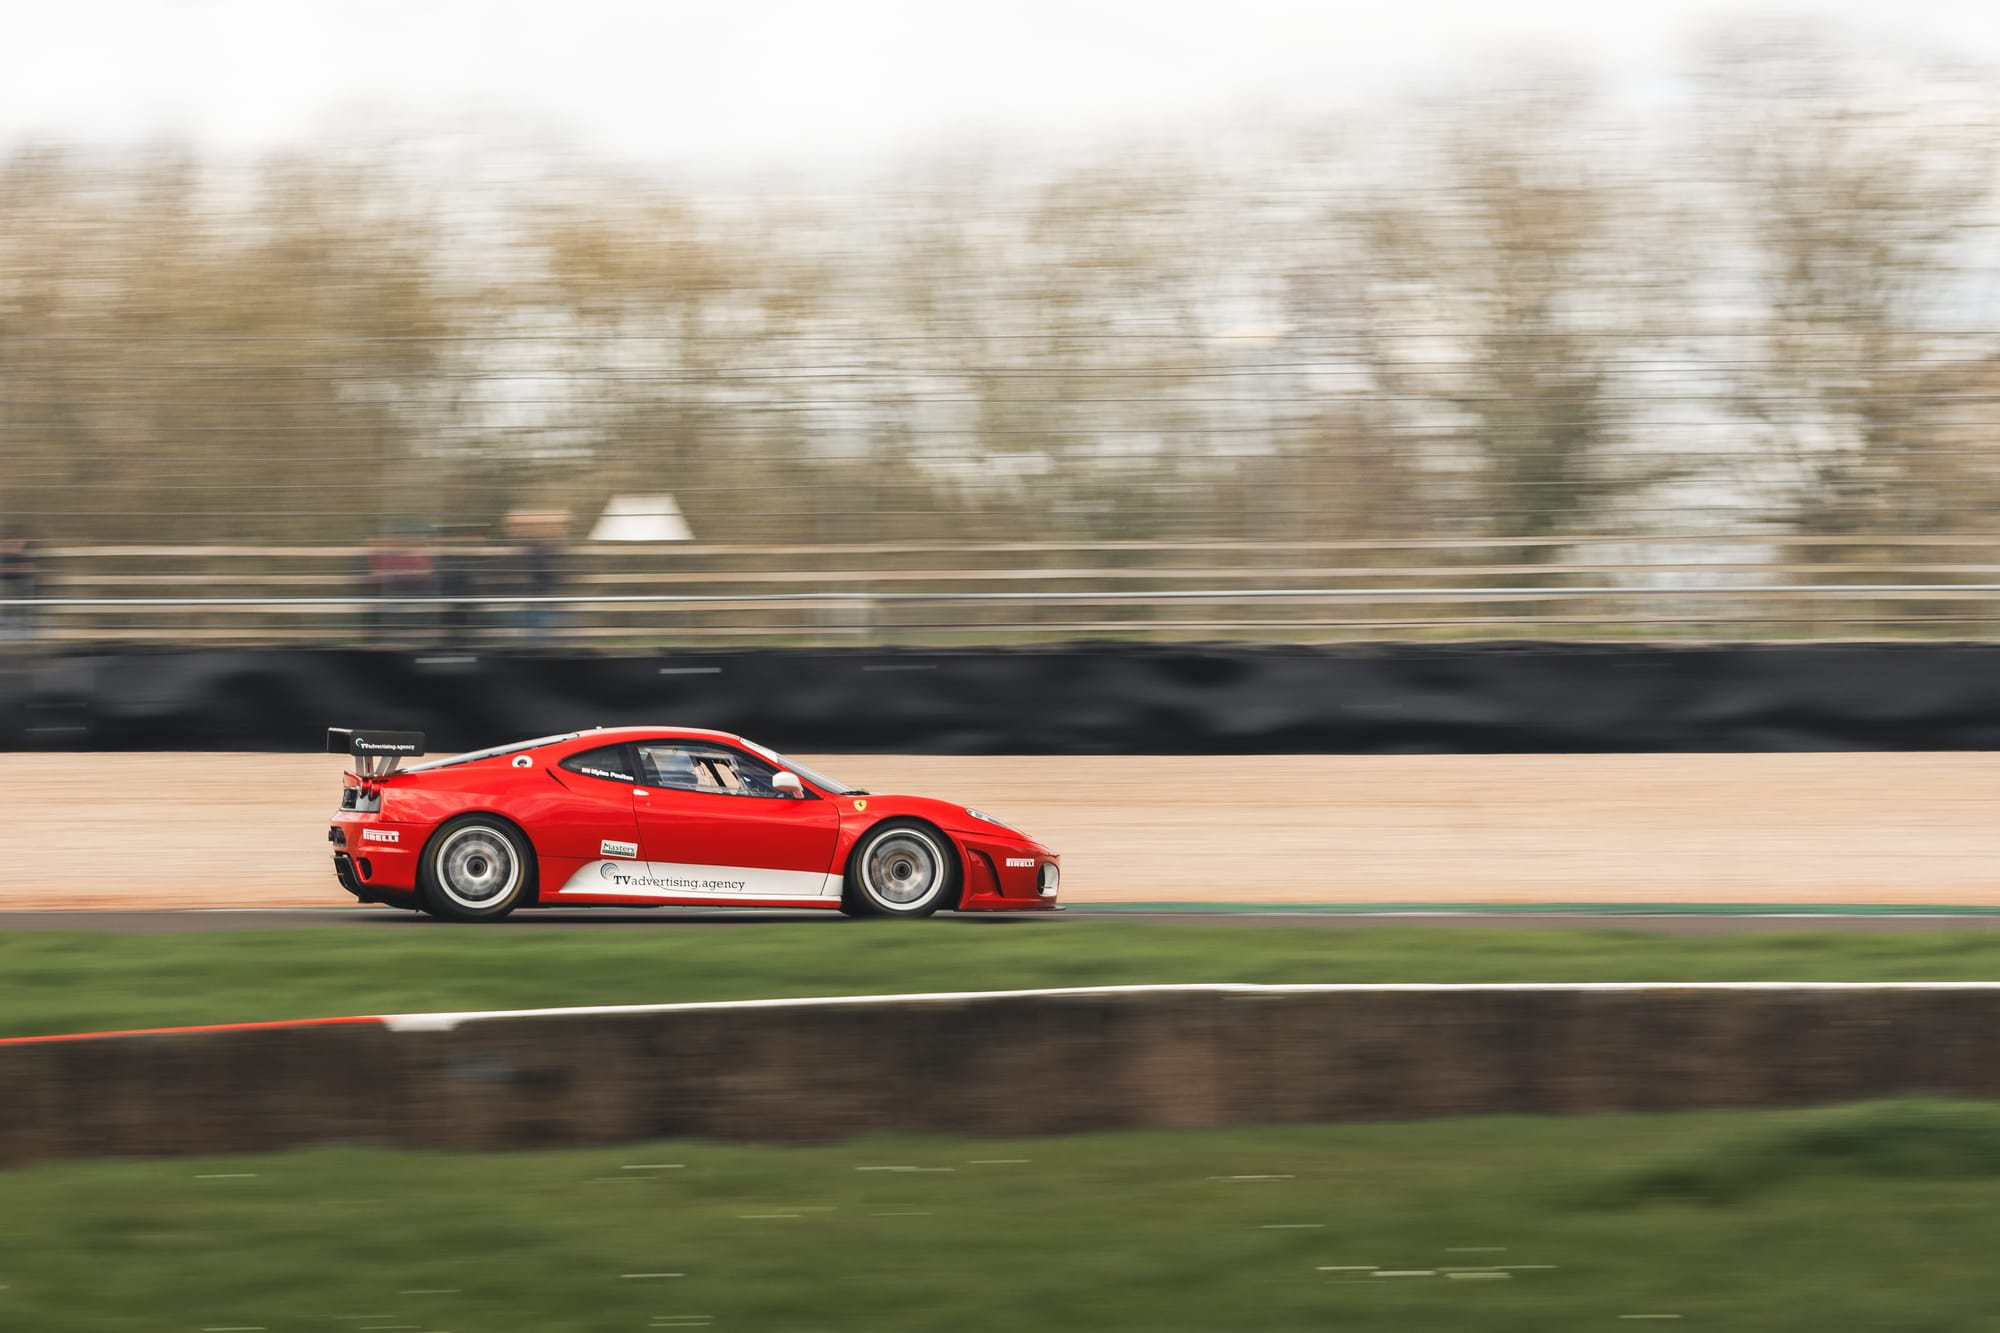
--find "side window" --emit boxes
[718,745,782,797]
[635,742,785,797]
[559,744,636,785]
[635,742,706,791]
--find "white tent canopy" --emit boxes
[589,494,693,542]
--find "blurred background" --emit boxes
[18,11,2000,1332]
[10,2,2000,646]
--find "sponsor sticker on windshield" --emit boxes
[601,839,639,859]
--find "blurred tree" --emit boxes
[4,57,1997,573]
[863,153,1227,544]
[1697,33,2000,546]
[0,146,461,543]
[1302,83,1676,557]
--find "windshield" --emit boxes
[740,740,860,795]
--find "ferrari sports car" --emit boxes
[326,726,1060,921]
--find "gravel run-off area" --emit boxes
[6,752,1999,910]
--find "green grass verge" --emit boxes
[9,921,2000,1038]
[5,1100,2000,1330]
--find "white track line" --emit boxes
[379,980,2000,1033]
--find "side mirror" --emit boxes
[772,771,805,799]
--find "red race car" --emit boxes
[326,726,1060,921]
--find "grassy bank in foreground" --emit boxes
[4,1101,1999,1330]
[9,921,2000,1037]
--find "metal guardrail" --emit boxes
[12,583,2000,606]
[5,540,2000,645]
[4,588,1998,645]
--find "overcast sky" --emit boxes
[4,0,1997,169]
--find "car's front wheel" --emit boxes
[419,815,534,921]
[841,819,958,918]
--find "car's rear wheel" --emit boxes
[419,815,533,921]
[841,819,957,918]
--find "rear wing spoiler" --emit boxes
[326,727,426,778]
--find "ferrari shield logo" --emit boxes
[853,799,868,812]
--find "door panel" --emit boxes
[548,732,852,896]
[633,786,841,890]
[530,768,641,865]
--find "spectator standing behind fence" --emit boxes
[365,532,435,644]
[0,537,37,643]
[504,509,570,640]
[435,532,488,648]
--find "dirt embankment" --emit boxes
[5,753,1998,910]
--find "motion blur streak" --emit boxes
[1,33,1997,570]
[6,14,1999,1330]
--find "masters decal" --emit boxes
[600,839,639,859]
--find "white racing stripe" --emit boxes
[378,980,2000,1033]
[558,859,840,900]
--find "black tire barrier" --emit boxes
[4,642,2000,754]
[7,986,2000,1164]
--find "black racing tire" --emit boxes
[418,814,535,922]
[840,819,960,919]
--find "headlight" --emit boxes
[1038,862,1059,897]
[965,808,1018,833]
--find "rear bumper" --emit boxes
[329,851,416,906]
[329,815,424,902]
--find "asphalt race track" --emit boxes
[9,905,2000,934]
